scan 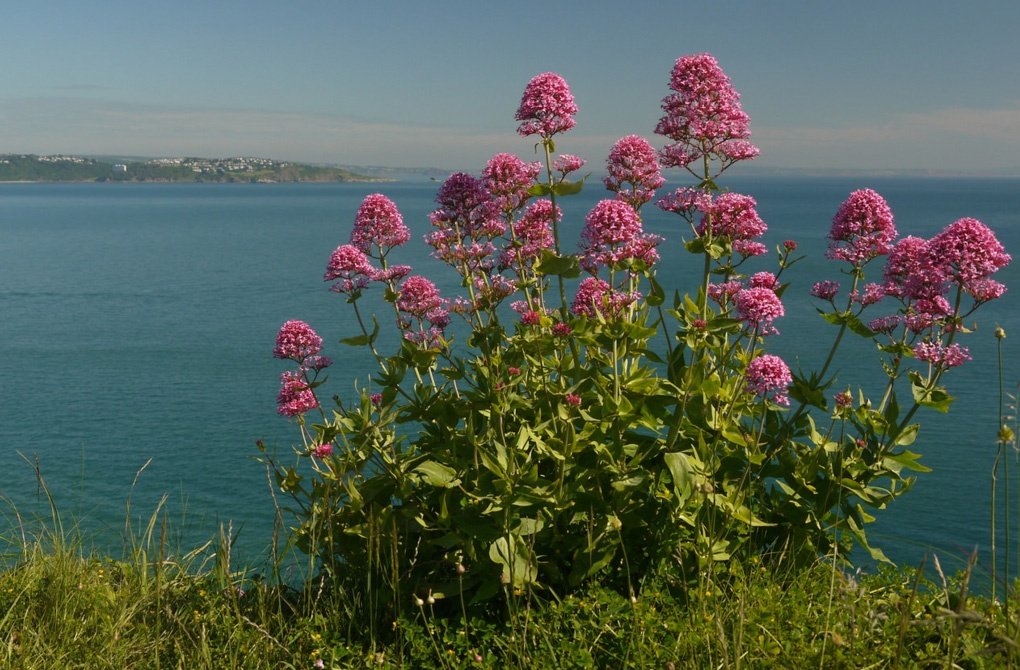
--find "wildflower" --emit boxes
[928,217,1011,285]
[734,287,784,334]
[397,275,443,318]
[571,276,639,319]
[432,172,502,235]
[834,390,853,409]
[582,199,642,247]
[520,310,541,326]
[691,318,707,330]
[656,53,757,168]
[868,315,901,334]
[553,154,586,175]
[373,265,412,284]
[427,173,503,269]
[303,355,332,372]
[566,393,581,406]
[852,283,886,306]
[656,187,712,220]
[603,135,665,209]
[732,239,767,257]
[698,193,766,240]
[552,322,573,337]
[276,371,318,416]
[883,236,938,300]
[826,189,897,265]
[324,244,376,294]
[350,193,409,252]
[273,320,322,362]
[311,443,333,459]
[810,280,840,301]
[370,393,382,406]
[579,199,661,272]
[749,272,778,290]
[707,280,743,305]
[507,366,521,376]
[966,278,1007,303]
[745,354,793,405]
[482,153,541,213]
[914,341,972,368]
[783,240,798,251]
[515,72,578,138]
[501,199,557,270]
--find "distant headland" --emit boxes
[0,154,413,183]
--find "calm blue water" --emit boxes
[1,177,1018,578]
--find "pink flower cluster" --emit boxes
[501,199,557,271]
[324,244,377,295]
[809,280,839,301]
[482,153,541,213]
[571,277,640,319]
[277,370,318,416]
[826,189,897,265]
[426,172,504,271]
[745,354,792,406]
[273,320,322,362]
[554,154,585,175]
[350,194,410,253]
[913,341,972,368]
[579,199,662,273]
[603,135,665,209]
[397,275,449,347]
[515,72,578,138]
[397,275,444,318]
[656,187,713,223]
[697,193,768,257]
[929,217,1011,286]
[734,287,784,335]
[655,53,758,170]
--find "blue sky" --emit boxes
[3,0,1020,172]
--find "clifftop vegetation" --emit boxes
[0,154,382,183]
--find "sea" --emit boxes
[1,176,1019,582]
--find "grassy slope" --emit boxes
[1,516,1016,670]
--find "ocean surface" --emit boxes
[1,177,1019,579]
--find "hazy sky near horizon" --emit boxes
[4,0,1020,172]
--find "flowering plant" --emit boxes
[263,54,1009,617]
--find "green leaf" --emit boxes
[339,317,379,346]
[845,313,875,338]
[513,517,545,536]
[568,539,618,586]
[893,423,919,447]
[535,249,581,278]
[883,450,932,473]
[611,474,647,492]
[647,275,665,307]
[551,178,585,196]
[908,370,954,412]
[664,452,696,506]
[527,183,552,197]
[413,461,461,488]
[489,535,537,587]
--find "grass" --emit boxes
[4,502,1020,670]
[4,457,1019,669]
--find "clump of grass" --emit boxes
[8,514,1020,670]
[4,474,1020,669]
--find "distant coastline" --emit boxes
[0,154,392,184]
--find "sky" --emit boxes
[3,0,1020,173]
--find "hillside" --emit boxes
[0,154,384,183]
